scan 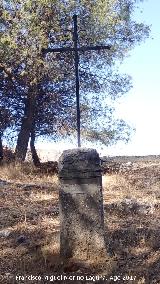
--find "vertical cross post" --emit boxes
[73,15,81,147]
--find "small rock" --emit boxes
[17,235,27,244]
[23,185,34,191]
[0,229,11,237]
[3,272,13,281]
[12,213,19,219]
[119,162,133,172]
[120,198,139,213]
[46,205,59,216]
[23,184,39,191]
[138,203,155,214]
[0,179,9,187]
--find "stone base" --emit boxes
[58,148,107,260]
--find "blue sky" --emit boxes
[37,0,160,157]
[111,0,160,155]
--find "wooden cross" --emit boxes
[42,15,111,147]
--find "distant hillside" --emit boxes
[101,155,160,162]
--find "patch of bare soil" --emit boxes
[0,161,160,284]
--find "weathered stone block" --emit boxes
[58,148,107,261]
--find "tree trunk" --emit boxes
[0,134,3,162]
[30,128,41,167]
[15,94,36,162]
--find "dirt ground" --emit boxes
[0,160,160,284]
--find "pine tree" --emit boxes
[0,0,150,161]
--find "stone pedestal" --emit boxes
[58,148,107,261]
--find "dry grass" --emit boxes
[0,162,58,184]
[0,161,160,283]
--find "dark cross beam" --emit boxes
[42,14,111,147]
